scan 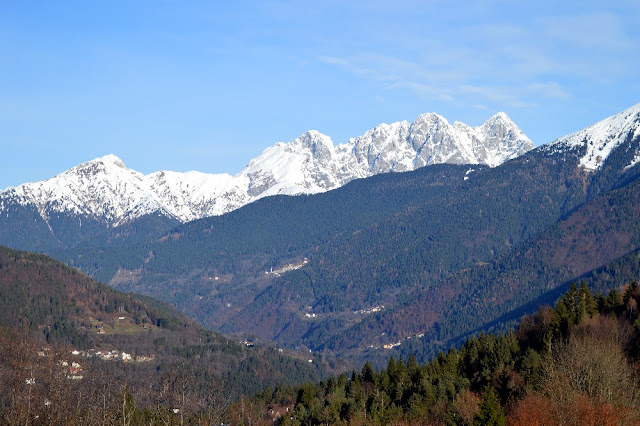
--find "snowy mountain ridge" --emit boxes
[1,111,533,226]
[544,102,640,171]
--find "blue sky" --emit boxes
[1,0,639,189]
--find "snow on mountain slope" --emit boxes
[146,170,248,221]
[336,111,532,180]
[1,111,533,227]
[0,155,243,226]
[545,102,640,171]
[237,130,341,198]
[240,112,534,198]
[3,155,160,226]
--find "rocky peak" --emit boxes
[294,131,336,164]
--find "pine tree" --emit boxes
[361,361,375,385]
[473,387,506,426]
[579,282,597,318]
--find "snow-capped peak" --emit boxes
[547,103,640,171]
[414,112,449,125]
[335,111,533,172]
[69,154,128,174]
[297,130,331,146]
[293,130,336,163]
[5,154,156,226]
[96,154,126,168]
[1,111,534,227]
[488,111,511,122]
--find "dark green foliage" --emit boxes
[0,203,61,250]
[551,282,597,339]
[44,154,591,359]
[473,386,506,426]
[35,136,636,368]
[237,281,640,424]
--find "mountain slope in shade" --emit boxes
[0,112,532,233]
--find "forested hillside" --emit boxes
[360,171,640,364]
[0,246,327,424]
[3,254,638,424]
[232,282,640,425]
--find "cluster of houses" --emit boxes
[367,332,426,351]
[29,346,157,384]
[265,258,309,277]
[38,346,156,368]
[353,305,385,315]
[71,348,156,363]
[34,349,85,380]
[58,359,84,380]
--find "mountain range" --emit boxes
[1,103,640,367]
[0,111,532,245]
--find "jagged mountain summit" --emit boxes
[241,111,533,198]
[0,112,532,227]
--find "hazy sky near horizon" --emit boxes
[1,0,639,189]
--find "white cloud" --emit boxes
[527,82,572,100]
[458,85,534,109]
[319,54,462,101]
[540,12,632,51]
[316,3,638,114]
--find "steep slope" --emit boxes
[245,111,533,197]
[337,111,531,179]
[351,103,640,362]
[0,112,532,252]
[0,154,247,230]
[215,146,590,351]
[5,103,639,367]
